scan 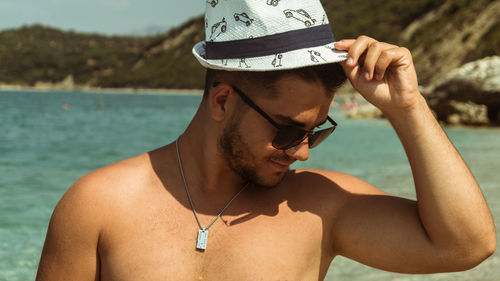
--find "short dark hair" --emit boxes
[203,63,347,100]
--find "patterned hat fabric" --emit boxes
[192,0,348,71]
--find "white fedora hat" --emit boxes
[192,0,348,72]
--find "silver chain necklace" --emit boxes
[175,138,248,251]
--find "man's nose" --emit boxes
[285,141,309,161]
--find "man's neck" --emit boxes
[177,119,247,198]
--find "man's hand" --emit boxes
[335,36,420,115]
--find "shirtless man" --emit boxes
[36,1,496,280]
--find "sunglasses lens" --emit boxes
[309,127,335,148]
[272,127,308,150]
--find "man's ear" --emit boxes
[209,83,232,121]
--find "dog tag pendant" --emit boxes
[197,229,208,250]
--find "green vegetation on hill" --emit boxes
[0,25,157,86]
[0,0,498,89]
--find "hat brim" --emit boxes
[192,41,348,72]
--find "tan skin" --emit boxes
[36,36,496,281]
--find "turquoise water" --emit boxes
[1,90,499,281]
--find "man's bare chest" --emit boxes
[98,194,330,281]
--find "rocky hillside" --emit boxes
[423,56,500,126]
[0,0,498,89]
[402,0,500,84]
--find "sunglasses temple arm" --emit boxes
[327,115,337,127]
[232,87,283,129]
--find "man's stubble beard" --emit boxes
[219,116,289,189]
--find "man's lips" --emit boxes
[270,160,294,172]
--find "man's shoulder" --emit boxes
[287,169,384,195]
[75,152,157,196]
[281,169,388,226]
[62,153,158,215]
[38,154,160,279]
[80,152,153,185]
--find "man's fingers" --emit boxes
[334,39,355,51]
[344,36,377,67]
[362,42,383,80]
[340,60,361,83]
[337,36,410,82]
[373,47,399,80]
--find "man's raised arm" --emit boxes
[329,36,496,273]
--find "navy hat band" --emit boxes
[205,24,335,60]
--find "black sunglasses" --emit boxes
[213,82,338,150]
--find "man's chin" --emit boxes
[252,170,289,189]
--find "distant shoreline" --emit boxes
[0,84,203,95]
[0,83,357,97]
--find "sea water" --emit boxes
[0,90,499,281]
